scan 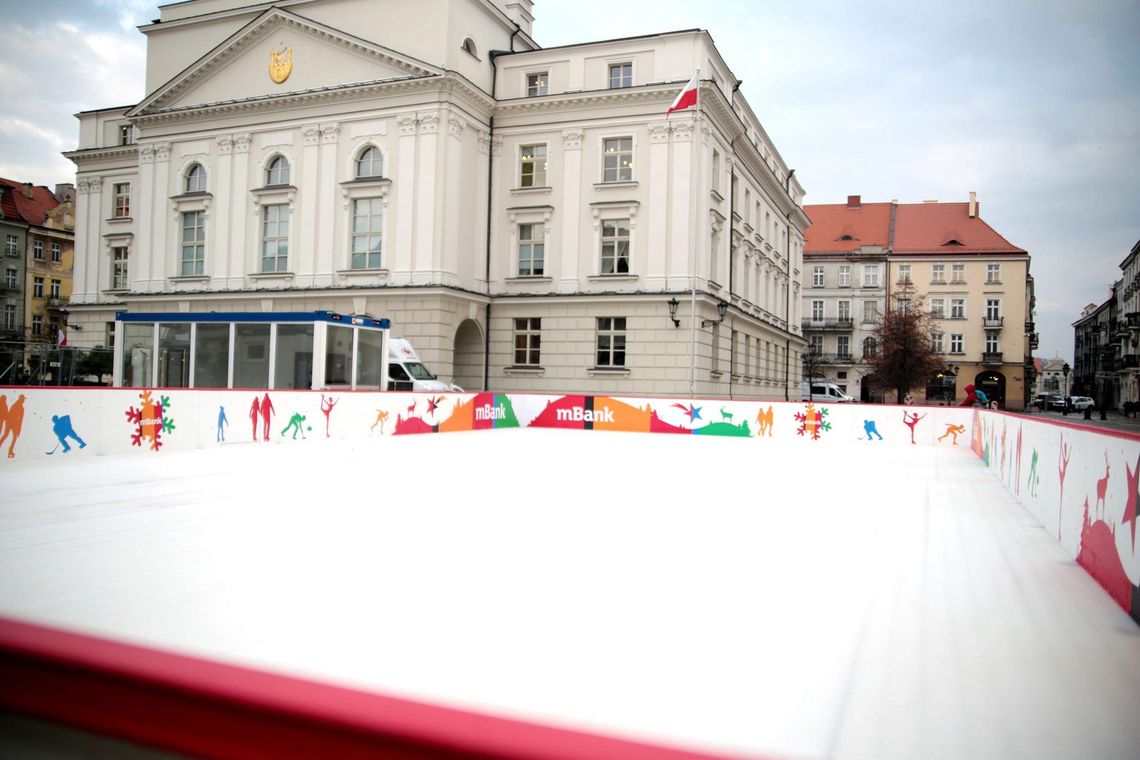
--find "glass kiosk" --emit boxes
[113,311,391,391]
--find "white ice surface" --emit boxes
[2,429,1139,760]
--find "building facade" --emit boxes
[803,194,1033,408]
[65,0,808,398]
[0,179,76,382]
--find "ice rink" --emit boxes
[2,428,1139,759]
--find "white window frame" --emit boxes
[32,315,42,336]
[950,333,964,354]
[355,146,383,179]
[33,277,43,298]
[350,197,384,270]
[811,300,824,321]
[951,298,966,319]
[862,265,881,287]
[595,317,627,367]
[812,265,824,287]
[951,262,966,283]
[526,71,549,97]
[930,298,945,319]
[932,332,944,353]
[517,222,545,276]
[599,218,631,275]
[985,298,1001,320]
[260,203,290,273]
[2,304,15,330]
[50,279,60,299]
[985,334,1000,353]
[50,241,61,262]
[185,163,207,193]
[180,210,206,276]
[897,263,911,283]
[601,136,634,183]
[837,300,851,322]
[837,335,850,359]
[519,143,548,188]
[265,155,291,186]
[3,268,15,288]
[862,300,879,323]
[931,263,945,283]
[986,262,1002,284]
[112,182,131,218]
[32,239,43,259]
[607,61,633,89]
[112,246,129,290]
[838,265,851,287]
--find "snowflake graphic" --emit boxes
[794,403,831,440]
[125,390,175,451]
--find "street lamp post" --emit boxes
[1062,362,1070,397]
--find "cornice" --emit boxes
[131,73,493,128]
[494,85,677,117]
[64,145,139,165]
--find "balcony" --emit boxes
[802,353,856,366]
[801,318,854,332]
[1029,333,1039,350]
[982,316,1003,330]
[46,297,62,308]
[1025,320,1035,334]
[981,352,1003,365]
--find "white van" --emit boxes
[801,380,855,403]
[387,338,462,392]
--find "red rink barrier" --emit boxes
[0,616,746,760]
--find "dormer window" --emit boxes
[839,234,855,241]
[266,155,290,186]
[943,239,964,246]
[355,146,383,179]
[185,163,207,193]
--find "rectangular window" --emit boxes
[50,280,60,299]
[811,300,824,321]
[517,223,545,276]
[602,137,633,182]
[986,263,1001,284]
[33,239,43,259]
[3,268,15,288]
[119,124,134,145]
[513,318,541,366]
[33,277,44,298]
[350,198,383,269]
[193,323,231,389]
[838,265,851,287]
[260,204,289,273]
[863,300,879,323]
[524,72,547,96]
[4,235,17,257]
[932,332,944,353]
[951,263,965,283]
[985,298,1001,320]
[711,150,721,192]
[600,219,630,274]
[862,265,880,287]
[51,242,61,262]
[112,246,129,289]
[837,300,851,322]
[520,144,547,187]
[930,298,945,319]
[897,263,911,283]
[951,298,965,319]
[113,182,131,218]
[985,334,999,353]
[837,335,850,358]
[608,62,632,89]
[3,304,15,330]
[596,317,626,367]
[931,263,945,283]
[812,265,824,287]
[950,333,964,354]
[809,335,823,354]
[180,210,205,276]
[49,316,60,340]
[32,315,42,336]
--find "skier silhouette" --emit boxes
[281,412,307,439]
[320,394,338,437]
[0,394,26,458]
[51,414,87,453]
[902,410,926,445]
[217,405,229,442]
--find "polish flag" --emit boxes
[666,75,699,116]
[58,328,67,346]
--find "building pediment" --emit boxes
[128,8,441,118]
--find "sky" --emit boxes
[1,0,1137,363]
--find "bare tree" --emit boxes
[865,281,944,403]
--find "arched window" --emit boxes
[355,146,383,179]
[461,37,478,58]
[863,337,877,358]
[185,163,207,193]
[266,155,290,186]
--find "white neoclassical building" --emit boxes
[66,0,808,397]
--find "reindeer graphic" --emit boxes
[720,407,734,424]
[406,399,417,418]
[1095,452,1110,520]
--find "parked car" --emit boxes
[1045,394,1067,411]
[1070,396,1096,411]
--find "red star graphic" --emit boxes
[1124,454,1139,550]
[427,395,442,415]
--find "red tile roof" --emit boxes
[892,202,1024,254]
[0,178,61,227]
[803,198,1025,256]
[803,201,893,254]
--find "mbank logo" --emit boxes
[475,403,507,421]
[555,406,614,423]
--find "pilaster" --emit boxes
[559,128,582,292]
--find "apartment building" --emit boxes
[804,194,1033,408]
[64,0,808,398]
[1072,238,1140,411]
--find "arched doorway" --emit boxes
[453,319,484,392]
[975,370,1005,408]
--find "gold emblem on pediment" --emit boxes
[269,44,292,84]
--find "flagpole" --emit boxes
[689,69,700,398]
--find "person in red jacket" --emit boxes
[960,384,978,407]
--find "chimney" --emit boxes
[20,183,35,199]
[968,191,978,218]
[502,0,534,37]
[847,194,861,208]
[54,184,76,204]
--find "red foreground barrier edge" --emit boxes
[0,616,748,760]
